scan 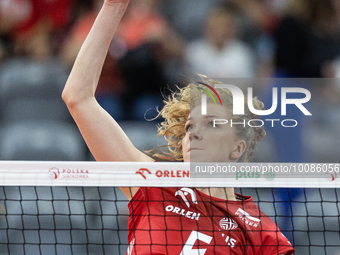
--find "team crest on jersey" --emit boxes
[219,217,238,230]
[220,218,238,230]
[175,188,197,208]
[235,208,261,227]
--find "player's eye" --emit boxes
[207,121,217,128]
[185,123,193,132]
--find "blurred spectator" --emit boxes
[160,0,223,41]
[0,38,7,64]
[275,0,340,78]
[228,0,279,45]
[116,0,185,120]
[185,7,255,78]
[117,0,169,51]
[0,0,74,60]
[0,0,75,128]
[61,0,185,120]
[226,0,280,77]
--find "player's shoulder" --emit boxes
[233,194,276,228]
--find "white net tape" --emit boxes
[0,161,338,187]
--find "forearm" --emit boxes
[62,1,129,106]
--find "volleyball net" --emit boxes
[0,161,339,254]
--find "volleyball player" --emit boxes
[62,0,295,254]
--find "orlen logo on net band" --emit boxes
[136,168,152,179]
[135,168,190,179]
[197,83,312,128]
[49,167,89,179]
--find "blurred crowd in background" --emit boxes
[1,1,340,252]
[1,0,340,162]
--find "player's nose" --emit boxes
[189,128,202,140]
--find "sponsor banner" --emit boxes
[0,161,190,187]
[0,161,338,187]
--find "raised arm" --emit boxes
[62,0,154,199]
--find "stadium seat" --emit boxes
[0,58,67,100]
[118,121,167,151]
[0,121,86,161]
[0,58,69,124]
[2,98,70,123]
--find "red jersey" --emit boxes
[127,187,294,255]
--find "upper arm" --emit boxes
[65,98,153,200]
[65,97,154,162]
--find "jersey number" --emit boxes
[180,231,212,255]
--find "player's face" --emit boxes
[182,103,245,162]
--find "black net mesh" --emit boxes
[0,187,339,255]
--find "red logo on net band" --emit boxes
[136,168,152,179]
[49,167,89,179]
[326,170,337,181]
[136,168,190,179]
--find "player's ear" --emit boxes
[230,140,246,160]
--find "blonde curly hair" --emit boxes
[152,76,266,162]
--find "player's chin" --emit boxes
[188,151,207,163]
